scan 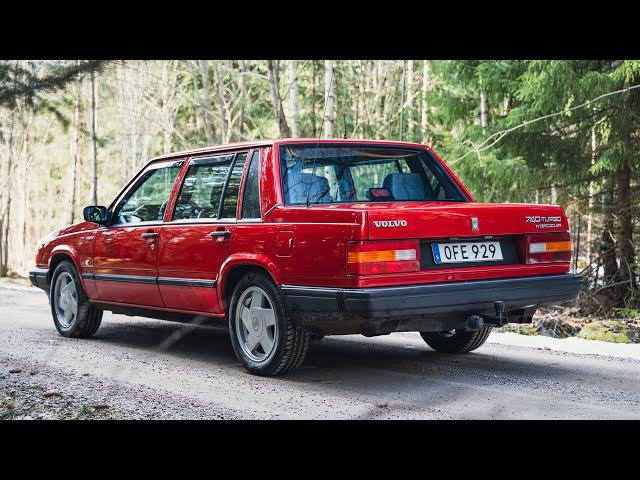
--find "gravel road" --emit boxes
[1,284,639,419]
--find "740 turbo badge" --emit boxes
[525,215,562,228]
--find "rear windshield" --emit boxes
[279,144,467,205]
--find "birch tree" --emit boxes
[288,60,300,137]
[266,60,290,138]
[68,63,82,223]
[90,69,98,205]
[323,60,335,137]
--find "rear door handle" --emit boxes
[209,230,231,239]
[141,232,158,239]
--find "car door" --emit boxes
[157,152,250,313]
[93,159,184,306]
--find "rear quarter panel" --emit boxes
[261,207,363,288]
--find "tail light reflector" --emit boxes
[525,232,572,264]
[347,240,420,275]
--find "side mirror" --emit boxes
[83,206,109,225]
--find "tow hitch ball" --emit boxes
[466,301,507,330]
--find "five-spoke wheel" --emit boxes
[49,260,103,338]
[235,286,278,362]
[53,271,78,328]
[229,271,310,376]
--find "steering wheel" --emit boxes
[157,200,169,220]
[433,182,442,199]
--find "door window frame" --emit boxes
[166,150,253,224]
[107,159,186,229]
[237,149,263,223]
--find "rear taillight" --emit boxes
[525,232,572,264]
[347,240,420,275]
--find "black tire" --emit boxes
[49,260,103,338]
[228,271,310,376]
[420,327,491,353]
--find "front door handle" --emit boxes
[141,232,158,239]
[209,230,231,239]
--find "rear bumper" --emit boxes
[281,274,582,335]
[29,268,49,293]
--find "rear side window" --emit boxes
[241,151,261,219]
[279,145,466,205]
[220,153,248,219]
[173,155,234,220]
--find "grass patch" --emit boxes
[501,324,538,336]
[577,321,633,344]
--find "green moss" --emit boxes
[501,324,538,336]
[577,321,633,344]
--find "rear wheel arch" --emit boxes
[220,263,278,311]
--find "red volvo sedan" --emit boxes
[30,139,582,375]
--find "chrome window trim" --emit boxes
[107,159,185,213]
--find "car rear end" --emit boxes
[274,140,582,337]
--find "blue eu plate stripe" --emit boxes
[431,243,441,264]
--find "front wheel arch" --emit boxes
[48,252,77,290]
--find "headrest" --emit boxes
[382,173,428,201]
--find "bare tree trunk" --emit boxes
[288,60,300,137]
[323,60,335,137]
[601,174,618,284]
[90,69,98,206]
[407,60,415,141]
[20,123,33,267]
[196,60,215,144]
[479,82,489,134]
[69,64,82,223]
[215,61,228,144]
[160,61,176,154]
[502,96,511,116]
[550,183,557,204]
[0,65,19,276]
[239,60,247,138]
[573,190,581,273]
[267,60,290,138]
[0,61,20,277]
[311,61,317,137]
[353,60,366,138]
[421,61,430,143]
[616,157,634,293]
[586,127,596,263]
[399,61,406,140]
[381,62,393,138]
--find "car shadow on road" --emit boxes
[93,315,591,386]
[72,316,640,419]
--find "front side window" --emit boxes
[113,161,183,224]
[279,145,467,205]
[241,150,261,219]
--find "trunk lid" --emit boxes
[362,202,568,240]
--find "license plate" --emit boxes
[431,241,503,264]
